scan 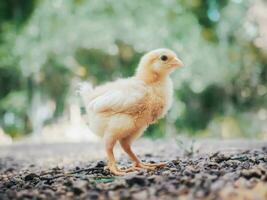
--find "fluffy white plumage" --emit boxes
[77,48,183,175]
[81,78,146,113]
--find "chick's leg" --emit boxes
[104,136,126,176]
[119,138,165,171]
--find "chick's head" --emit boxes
[136,49,183,82]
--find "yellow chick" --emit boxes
[79,48,183,175]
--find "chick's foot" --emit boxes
[133,162,166,170]
[107,165,127,176]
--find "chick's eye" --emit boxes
[160,55,168,61]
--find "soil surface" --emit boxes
[0,139,267,200]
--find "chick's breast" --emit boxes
[145,77,173,123]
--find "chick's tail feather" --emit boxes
[77,82,93,107]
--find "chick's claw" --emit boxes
[107,165,127,176]
[107,162,165,175]
[133,162,165,170]
[141,162,166,168]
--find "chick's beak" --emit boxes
[169,57,183,68]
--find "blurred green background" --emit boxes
[0,0,266,140]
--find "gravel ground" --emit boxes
[0,139,267,200]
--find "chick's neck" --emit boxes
[135,66,169,84]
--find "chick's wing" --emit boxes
[88,79,146,113]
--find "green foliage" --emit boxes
[0,0,266,138]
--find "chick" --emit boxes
[79,48,183,175]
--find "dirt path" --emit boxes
[0,139,267,200]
